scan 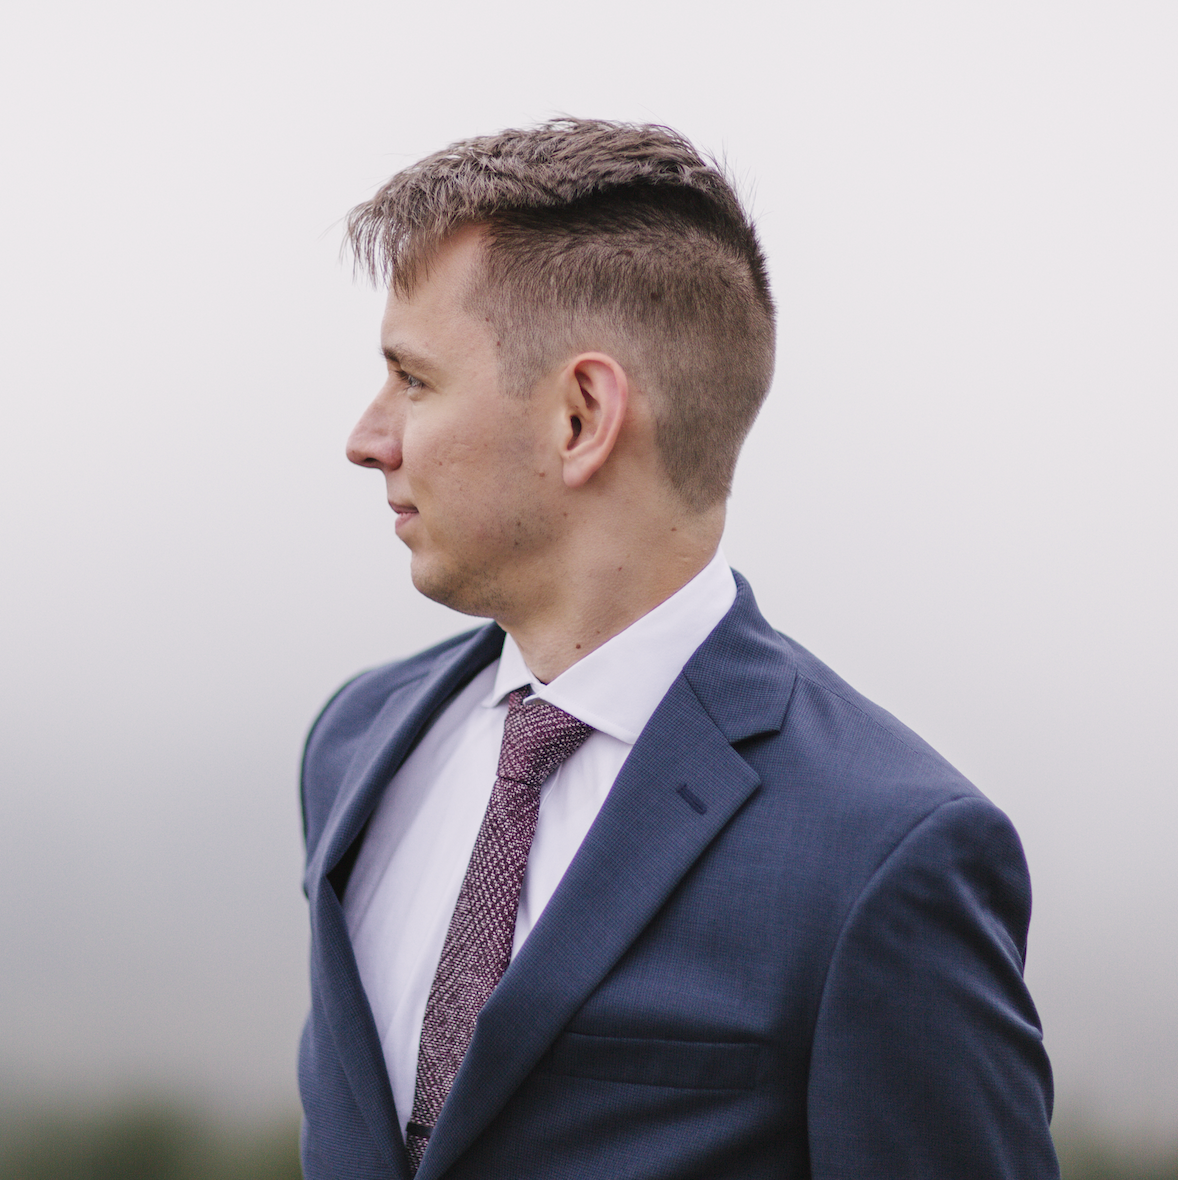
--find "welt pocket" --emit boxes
[539,1032,760,1091]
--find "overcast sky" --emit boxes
[2,0,1175,1146]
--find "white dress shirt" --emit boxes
[344,549,737,1138]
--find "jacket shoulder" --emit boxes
[784,631,969,772]
[744,628,990,857]
[691,574,980,816]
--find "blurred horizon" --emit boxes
[1,0,1175,1167]
[0,1100,1174,1179]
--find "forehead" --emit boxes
[380,224,487,335]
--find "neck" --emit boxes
[497,505,725,683]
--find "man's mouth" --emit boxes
[389,502,418,528]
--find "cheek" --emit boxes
[401,417,463,481]
[405,407,548,524]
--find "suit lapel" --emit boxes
[307,623,505,1176]
[309,625,506,889]
[418,576,797,1180]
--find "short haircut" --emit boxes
[346,118,776,510]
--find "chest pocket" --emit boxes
[539,1031,761,1090]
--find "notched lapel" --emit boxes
[417,675,763,1180]
[681,572,797,746]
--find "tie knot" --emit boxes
[498,688,593,789]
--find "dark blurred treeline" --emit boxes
[0,1104,1175,1179]
[0,1106,300,1180]
[1055,1128,1178,1180]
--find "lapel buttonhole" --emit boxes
[676,784,708,815]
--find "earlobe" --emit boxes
[560,353,629,490]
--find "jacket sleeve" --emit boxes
[806,794,1060,1179]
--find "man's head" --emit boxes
[346,118,776,513]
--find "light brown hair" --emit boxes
[346,118,776,510]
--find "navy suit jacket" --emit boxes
[298,575,1058,1179]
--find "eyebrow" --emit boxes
[381,343,437,375]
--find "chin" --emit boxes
[410,557,506,621]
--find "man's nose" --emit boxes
[346,394,403,471]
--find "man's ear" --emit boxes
[558,353,629,489]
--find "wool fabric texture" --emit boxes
[406,689,592,1172]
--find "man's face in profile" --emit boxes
[346,226,563,620]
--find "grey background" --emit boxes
[2,0,1175,1150]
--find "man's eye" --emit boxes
[398,370,425,392]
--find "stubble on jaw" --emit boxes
[407,504,561,624]
[410,556,511,621]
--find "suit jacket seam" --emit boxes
[810,792,979,1037]
[793,670,945,768]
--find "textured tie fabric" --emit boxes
[405,688,593,1172]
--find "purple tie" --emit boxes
[405,688,592,1172]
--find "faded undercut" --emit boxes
[346,118,776,511]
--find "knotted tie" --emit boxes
[405,688,592,1172]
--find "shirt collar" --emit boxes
[484,549,737,745]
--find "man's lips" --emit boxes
[389,502,418,528]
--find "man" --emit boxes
[298,118,1058,1180]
